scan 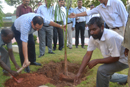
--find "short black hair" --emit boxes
[1,28,14,37]
[87,17,104,28]
[37,1,41,5]
[78,0,82,2]
[90,4,94,7]
[59,0,64,2]
[32,16,44,26]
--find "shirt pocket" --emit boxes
[109,11,118,21]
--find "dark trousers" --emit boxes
[75,22,85,47]
[11,24,36,65]
[53,26,64,50]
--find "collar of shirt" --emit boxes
[101,0,111,8]
[21,4,29,8]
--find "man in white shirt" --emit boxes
[37,0,55,58]
[69,0,128,36]
[73,0,88,49]
[122,4,130,86]
[53,0,66,51]
[74,17,128,87]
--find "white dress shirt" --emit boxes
[74,6,88,26]
[87,29,128,65]
[86,0,128,28]
[55,5,66,25]
[37,5,54,21]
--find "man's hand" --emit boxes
[88,59,98,69]
[85,24,88,27]
[60,25,67,31]
[10,70,18,77]
[124,48,129,57]
[23,59,30,68]
[74,73,81,86]
[68,13,76,18]
[72,27,75,31]
[15,64,20,70]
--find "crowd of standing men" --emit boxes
[0,0,130,87]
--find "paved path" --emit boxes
[12,37,89,45]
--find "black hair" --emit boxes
[32,16,44,26]
[59,0,64,1]
[37,1,41,5]
[1,28,14,37]
[87,17,104,28]
[78,0,82,2]
[90,4,94,7]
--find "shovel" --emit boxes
[11,62,30,83]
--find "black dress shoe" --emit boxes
[38,54,44,58]
[48,52,55,54]
[24,66,30,73]
[69,47,72,49]
[53,48,56,51]
[82,46,85,49]
[59,48,62,51]
[118,81,127,85]
[30,62,42,66]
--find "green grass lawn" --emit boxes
[0,45,129,87]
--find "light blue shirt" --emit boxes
[86,0,128,28]
[37,5,54,23]
[66,7,75,27]
[73,6,88,27]
[14,13,50,42]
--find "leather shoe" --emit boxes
[30,62,42,66]
[53,48,56,51]
[69,47,72,49]
[82,46,85,49]
[24,66,30,73]
[48,52,55,54]
[38,54,44,58]
[117,81,127,85]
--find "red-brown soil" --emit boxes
[5,61,90,87]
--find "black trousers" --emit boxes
[53,26,64,50]
[11,24,36,65]
[75,22,85,47]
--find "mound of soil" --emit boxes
[5,61,90,87]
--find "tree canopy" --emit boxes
[5,0,128,10]
[0,1,4,27]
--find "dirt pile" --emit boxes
[5,61,89,87]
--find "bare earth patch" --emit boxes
[5,61,90,87]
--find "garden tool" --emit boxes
[10,62,30,83]
[10,74,23,83]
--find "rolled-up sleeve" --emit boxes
[87,37,96,51]
[7,42,12,49]
[86,7,99,16]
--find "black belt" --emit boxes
[112,27,119,29]
[44,25,50,27]
[55,21,63,24]
[76,21,85,23]
[67,22,72,24]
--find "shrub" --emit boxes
[33,35,37,44]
